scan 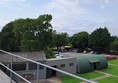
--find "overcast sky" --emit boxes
[0,0,118,36]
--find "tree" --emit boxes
[0,14,53,52]
[13,14,53,51]
[109,38,118,54]
[0,22,20,51]
[53,32,69,48]
[89,27,111,53]
[35,14,53,50]
[70,31,89,50]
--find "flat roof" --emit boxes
[0,51,46,63]
[46,57,76,61]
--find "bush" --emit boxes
[45,48,55,59]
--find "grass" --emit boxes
[78,72,104,79]
[98,76,118,83]
[102,65,118,76]
[108,59,118,65]
[60,76,80,83]
[60,72,104,83]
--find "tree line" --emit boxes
[0,14,118,57]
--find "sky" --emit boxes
[0,0,118,36]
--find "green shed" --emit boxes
[76,55,108,74]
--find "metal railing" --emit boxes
[0,49,97,83]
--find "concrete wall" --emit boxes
[46,58,76,77]
[13,68,46,81]
[6,62,46,82]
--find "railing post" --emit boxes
[10,55,13,83]
[37,64,39,83]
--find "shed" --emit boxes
[76,55,108,74]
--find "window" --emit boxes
[12,63,26,71]
[69,63,74,66]
[29,63,44,70]
[39,65,44,69]
[29,63,37,70]
[60,64,65,67]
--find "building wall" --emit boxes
[96,56,108,69]
[45,58,76,77]
[13,68,46,81]
[5,62,46,82]
[76,60,92,74]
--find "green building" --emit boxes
[76,55,108,74]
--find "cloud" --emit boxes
[43,0,87,31]
[0,19,9,30]
[37,0,118,36]
[101,0,109,4]
[0,0,26,5]
[46,0,87,18]
[0,0,28,27]
[100,0,109,9]
[0,0,117,36]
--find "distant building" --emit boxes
[76,55,108,74]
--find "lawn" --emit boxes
[60,75,80,83]
[108,59,118,65]
[98,76,118,83]
[78,72,104,79]
[60,72,104,83]
[102,65,118,76]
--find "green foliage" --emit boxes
[89,27,111,53]
[0,22,20,51]
[70,31,89,50]
[109,38,118,53]
[20,39,39,52]
[45,47,55,59]
[0,14,53,52]
[0,15,117,54]
[35,14,53,49]
[53,32,69,47]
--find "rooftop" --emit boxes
[0,51,46,63]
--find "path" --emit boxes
[79,74,110,83]
[19,77,62,83]
[109,64,118,67]
[47,77,62,83]
[95,70,118,78]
